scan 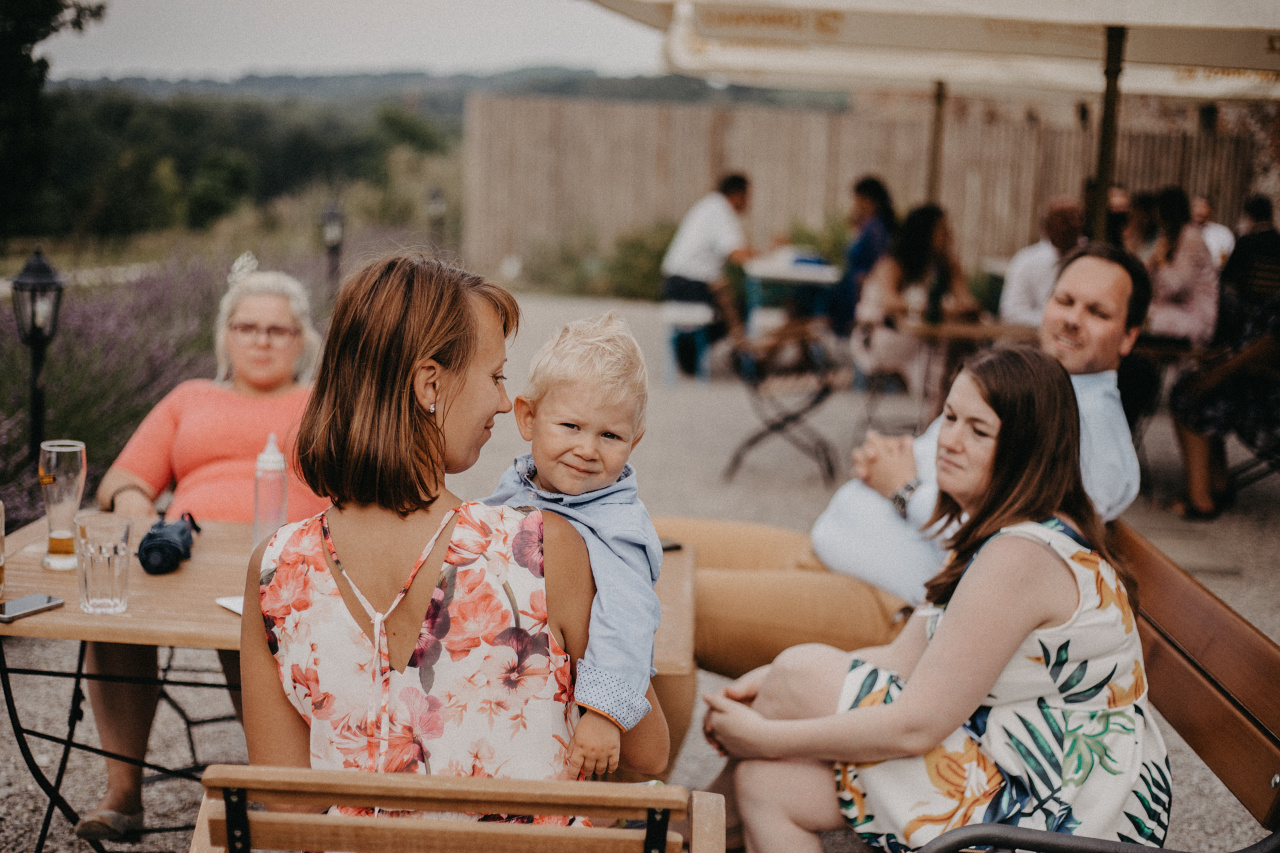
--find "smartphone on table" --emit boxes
[0,594,65,623]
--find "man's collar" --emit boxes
[1069,369,1117,387]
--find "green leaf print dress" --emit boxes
[834,520,1171,852]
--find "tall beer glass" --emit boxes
[39,440,87,570]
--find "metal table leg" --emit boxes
[0,639,105,853]
[2,639,240,850]
[724,382,838,485]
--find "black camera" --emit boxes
[137,513,200,576]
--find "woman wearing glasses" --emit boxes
[77,254,330,842]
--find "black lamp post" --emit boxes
[321,202,345,289]
[10,249,65,462]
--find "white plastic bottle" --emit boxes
[253,433,288,546]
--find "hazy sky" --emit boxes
[41,0,666,81]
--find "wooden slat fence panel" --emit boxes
[836,115,931,228]
[462,93,1254,279]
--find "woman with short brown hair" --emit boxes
[240,253,667,814]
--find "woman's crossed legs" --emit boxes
[706,643,868,853]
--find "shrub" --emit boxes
[525,233,605,297]
[788,215,849,266]
[606,220,676,302]
[522,221,676,302]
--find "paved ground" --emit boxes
[2,291,1276,851]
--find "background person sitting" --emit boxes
[241,254,668,816]
[1192,194,1236,271]
[701,346,1169,853]
[667,243,1150,681]
[828,176,897,337]
[998,198,1083,327]
[76,256,330,842]
[661,173,755,375]
[1168,289,1280,520]
[850,204,977,400]
[1146,186,1219,349]
[1216,194,1280,344]
[1122,191,1160,263]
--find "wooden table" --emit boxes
[902,318,1038,344]
[0,519,248,651]
[742,249,840,336]
[901,318,1040,428]
[0,516,697,845]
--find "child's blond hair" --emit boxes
[524,311,648,432]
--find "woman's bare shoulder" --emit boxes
[959,532,1079,626]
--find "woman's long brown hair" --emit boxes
[922,345,1133,608]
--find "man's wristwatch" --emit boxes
[891,479,920,519]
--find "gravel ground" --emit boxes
[2,291,1276,852]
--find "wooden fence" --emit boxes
[462,93,1254,277]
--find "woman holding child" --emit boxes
[240,255,667,809]
[701,346,1169,852]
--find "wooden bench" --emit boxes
[919,520,1280,853]
[190,765,724,853]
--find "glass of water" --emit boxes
[74,511,131,614]
[40,440,87,570]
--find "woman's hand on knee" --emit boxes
[703,691,776,759]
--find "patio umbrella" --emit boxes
[590,0,1280,234]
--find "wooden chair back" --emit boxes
[1111,521,1280,830]
[191,764,725,853]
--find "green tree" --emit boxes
[0,0,104,243]
[376,105,447,153]
[186,148,254,228]
[84,148,183,237]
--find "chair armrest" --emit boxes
[188,792,223,853]
[688,790,726,853]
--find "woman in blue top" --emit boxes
[702,345,1169,852]
[830,176,897,336]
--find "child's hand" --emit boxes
[568,709,622,779]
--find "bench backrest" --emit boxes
[195,764,725,853]
[1111,521,1280,830]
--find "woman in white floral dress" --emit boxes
[239,254,669,817]
[702,345,1169,852]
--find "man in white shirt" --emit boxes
[1193,195,1236,271]
[812,243,1150,604]
[675,243,1154,678]
[998,199,1083,327]
[661,173,753,373]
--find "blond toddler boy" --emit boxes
[484,312,663,778]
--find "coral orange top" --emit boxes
[113,379,330,523]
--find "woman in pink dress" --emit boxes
[240,254,668,816]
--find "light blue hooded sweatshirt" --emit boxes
[484,453,662,731]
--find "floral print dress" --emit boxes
[835,520,1171,851]
[259,502,580,819]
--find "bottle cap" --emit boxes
[257,433,286,472]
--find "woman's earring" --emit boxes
[429,403,436,415]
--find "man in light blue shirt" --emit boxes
[812,243,1152,606]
